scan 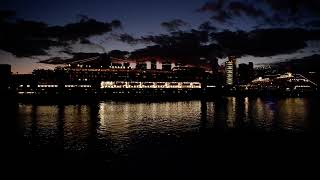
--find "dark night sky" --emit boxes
[1,0,320,73]
[2,0,207,33]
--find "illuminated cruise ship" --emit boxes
[12,57,212,100]
[239,73,318,96]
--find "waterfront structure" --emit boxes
[151,60,157,70]
[13,63,206,99]
[240,72,318,96]
[162,61,172,71]
[136,61,147,70]
[225,56,237,86]
[238,62,254,84]
[0,64,11,93]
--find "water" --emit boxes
[3,97,320,176]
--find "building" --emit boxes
[162,61,172,71]
[0,64,11,93]
[211,58,219,76]
[249,62,254,80]
[238,62,254,84]
[225,56,237,86]
[136,61,147,70]
[151,60,157,70]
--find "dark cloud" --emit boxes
[108,50,130,58]
[198,0,265,23]
[197,0,232,23]
[129,44,223,65]
[0,10,122,57]
[39,57,67,65]
[40,52,109,64]
[80,38,92,44]
[274,54,320,74]
[0,19,66,57]
[261,0,320,26]
[110,20,122,29]
[228,1,265,18]
[128,28,320,65]
[116,33,141,45]
[264,0,320,16]
[198,0,320,26]
[263,13,287,25]
[199,21,217,31]
[41,26,320,67]
[0,10,16,22]
[161,19,189,32]
[197,0,226,12]
[211,10,232,22]
[305,20,320,28]
[129,30,222,65]
[40,51,131,65]
[47,18,121,41]
[212,28,320,57]
[140,30,210,47]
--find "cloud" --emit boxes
[198,0,265,23]
[39,52,108,64]
[110,20,123,29]
[197,0,232,23]
[261,0,320,26]
[116,33,141,45]
[47,18,122,41]
[0,10,122,57]
[197,0,226,12]
[128,30,222,65]
[140,30,210,47]
[127,28,320,65]
[199,21,217,31]
[305,20,320,28]
[212,28,320,57]
[108,50,130,58]
[228,1,265,18]
[264,0,320,16]
[198,0,320,27]
[40,27,320,67]
[161,19,189,32]
[211,10,232,22]
[40,50,130,65]
[0,10,16,22]
[274,54,320,74]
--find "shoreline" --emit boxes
[2,92,318,105]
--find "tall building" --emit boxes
[211,58,219,75]
[0,64,11,93]
[248,62,254,80]
[225,56,237,86]
[238,62,254,84]
[162,61,172,71]
[151,60,157,70]
[136,61,147,70]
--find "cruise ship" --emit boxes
[238,73,318,96]
[11,58,215,101]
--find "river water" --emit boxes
[3,97,320,176]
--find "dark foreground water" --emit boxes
[2,97,320,177]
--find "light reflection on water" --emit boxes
[17,97,318,152]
